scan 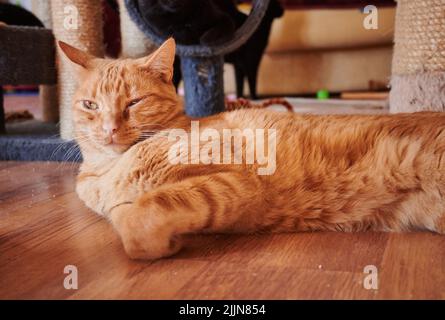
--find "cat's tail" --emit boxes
[225,97,293,112]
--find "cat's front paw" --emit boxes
[110,204,182,260]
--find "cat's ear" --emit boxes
[58,41,98,70]
[139,38,176,82]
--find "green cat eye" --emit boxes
[82,100,98,110]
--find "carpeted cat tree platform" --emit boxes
[0,0,102,161]
[0,25,77,161]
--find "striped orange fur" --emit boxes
[59,39,445,260]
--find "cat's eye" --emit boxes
[127,98,142,108]
[82,100,98,110]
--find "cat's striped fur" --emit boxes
[60,39,445,260]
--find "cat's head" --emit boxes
[59,38,180,157]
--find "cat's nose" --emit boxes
[102,123,118,136]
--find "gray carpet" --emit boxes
[0,120,81,162]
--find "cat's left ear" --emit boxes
[138,38,176,82]
[58,41,98,69]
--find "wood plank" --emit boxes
[378,234,445,299]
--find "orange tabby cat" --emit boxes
[59,39,445,260]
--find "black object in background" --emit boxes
[164,0,283,99]
[137,0,237,45]
[0,3,44,27]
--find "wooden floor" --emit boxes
[0,161,444,300]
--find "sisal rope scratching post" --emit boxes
[51,0,104,139]
[39,84,58,123]
[31,0,58,123]
[117,0,156,58]
[390,0,445,113]
[31,0,53,28]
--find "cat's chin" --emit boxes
[79,140,131,160]
[103,143,131,155]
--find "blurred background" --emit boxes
[1,0,396,125]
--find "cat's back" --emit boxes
[221,109,445,175]
[222,109,445,141]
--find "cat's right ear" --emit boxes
[58,41,97,70]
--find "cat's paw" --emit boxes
[110,204,183,260]
[123,233,183,261]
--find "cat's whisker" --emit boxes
[128,122,168,129]
[50,138,80,163]
[53,134,90,171]
[134,131,166,143]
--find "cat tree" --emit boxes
[390,0,445,112]
[117,0,156,58]
[5,0,445,161]
[0,0,103,159]
[31,0,58,123]
[124,0,271,117]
